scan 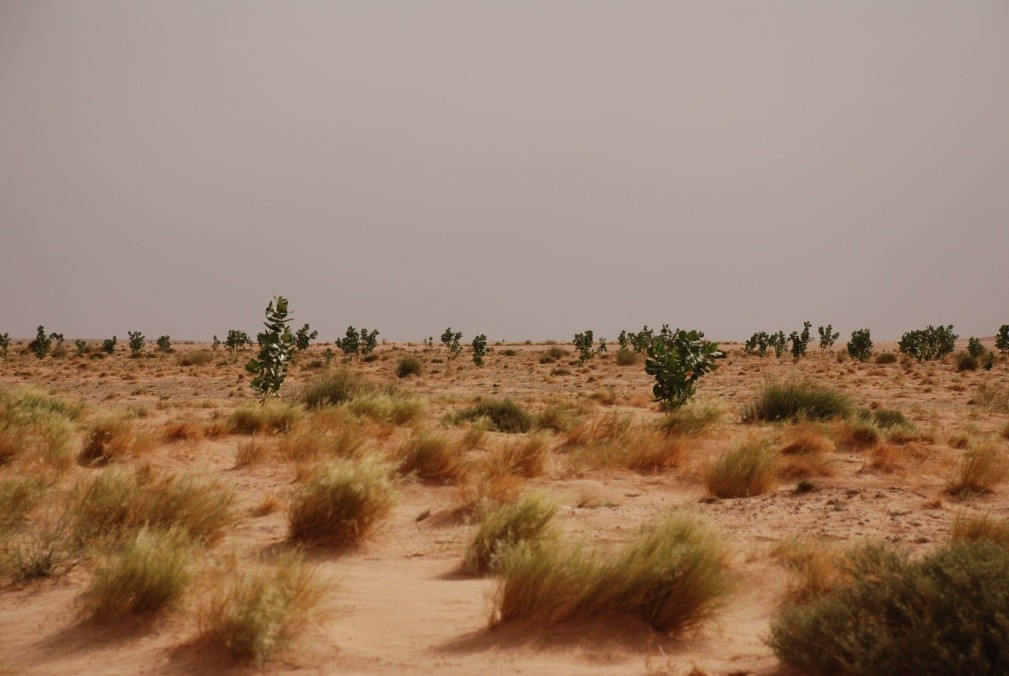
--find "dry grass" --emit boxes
[229,404,302,435]
[779,423,835,456]
[658,399,725,437]
[395,431,467,484]
[288,459,395,547]
[0,388,78,469]
[1,510,79,582]
[564,413,685,474]
[705,437,778,498]
[234,438,270,468]
[462,494,557,574]
[486,434,550,478]
[742,380,852,423]
[770,539,845,604]
[161,420,206,442]
[493,515,732,634]
[198,551,325,663]
[949,511,1009,547]
[863,443,905,473]
[974,382,1009,414]
[70,468,236,547]
[275,424,366,464]
[79,527,193,620]
[946,445,1009,497]
[0,473,48,532]
[78,418,158,466]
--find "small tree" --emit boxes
[422,337,434,351]
[847,328,873,362]
[789,321,812,360]
[0,333,9,361]
[49,332,65,349]
[997,325,1009,360]
[967,337,985,359]
[102,336,117,354]
[769,331,787,359]
[630,326,655,353]
[441,328,463,359]
[225,330,253,354]
[294,324,318,352]
[245,296,295,403]
[74,339,88,356]
[323,347,334,366]
[817,325,840,353]
[573,330,596,365]
[472,334,488,366]
[127,331,145,357]
[360,329,380,357]
[644,329,724,410]
[28,325,51,359]
[156,335,172,353]
[335,326,361,359]
[212,335,221,351]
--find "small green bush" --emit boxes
[455,399,532,433]
[768,541,1009,675]
[846,328,872,362]
[742,380,852,422]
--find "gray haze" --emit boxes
[2,1,1008,342]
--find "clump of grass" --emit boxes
[198,551,325,663]
[874,352,898,364]
[950,511,1009,547]
[564,414,684,474]
[946,445,1009,497]
[300,369,372,408]
[487,434,550,478]
[533,404,577,433]
[0,474,48,532]
[463,494,557,574]
[161,420,206,442]
[177,350,213,366]
[79,527,193,620]
[973,382,1009,413]
[288,459,395,547]
[395,355,422,378]
[346,393,424,426]
[544,346,568,360]
[234,439,270,467]
[275,423,366,464]
[742,380,852,423]
[841,419,881,448]
[779,423,835,456]
[705,437,778,498]
[78,418,158,466]
[395,431,466,484]
[564,411,632,448]
[229,404,302,435]
[1,512,79,582]
[455,399,532,433]
[493,515,732,634]
[768,541,1009,674]
[871,407,911,429]
[615,348,639,366]
[70,468,236,547]
[769,539,845,604]
[0,388,78,468]
[658,399,724,437]
[956,352,979,372]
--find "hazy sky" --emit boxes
[2,1,1007,342]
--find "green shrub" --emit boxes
[441,328,463,359]
[102,336,117,354]
[768,541,1009,675]
[455,399,532,433]
[0,332,9,361]
[293,324,317,352]
[472,334,488,366]
[156,335,172,353]
[300,369,367,408]
[127,331,145,357]
[967,337,985,358]
[396,355,422,378]
[846,328,872,362]
[817,325,840,353]
[742,380,852,422]
[788,321,812,359]
[644,329,723,410]
[997,325,1009,359]
[898,324,957,361]
[245,296,296,402]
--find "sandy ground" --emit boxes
[1,338,1007,675]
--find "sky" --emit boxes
[2,1,1008,342]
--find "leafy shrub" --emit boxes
[293,324,317,352]
[744,331,770,357]
[741,380,852,422]
[493,515,732,634]
[573,330,604,365]
[440,327,463,359]
[817,325,839,353]
[73,338,88,356]
[246,296,296,402]
[102,336,117,354]
[0,332,9,360]
[127,331,145,356]
[846,328,873,362]
[463,494,557,574]
[28,325,51,359]
[967,337,985,358]
[788,321,812,359]
[396,355,422,378]
[768,541,1009,675]
[645,329,723,410]
[198,551,324,663]
[224,329,253,354]
[334,326,360,358]
[455,399,532,433]
[471,334,488,366]
[79,527,193,620]
[898,324,957,361]
[288,459,395,547]
[705,437,778,498]
[984,351,997,370]
[997,325,1009,359]
[769,331,788,358]
[155,335,172,353]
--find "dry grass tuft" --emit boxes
[946,445,1009,497]
[161,420,206,442]
[79,527,193,620]
[770,539,846,604]
[234,438,271,468]
[493,515,732,634]
[487,434,550,478]
[288,459,395,547]
[0,474,48,532]
[659,399,725,437]
[779,423,835,456]
[974,382,1009,413]
[251,493,283,517]
[275,424,366,464]
[395,431,467,484]
[863,444,905,473]
[229,404,302,435]
[950,511,1009,547]
[0,388,78,469]
[705,437,778,498]
[198,551,325,663]
[78,418,158,466]
[463,494,557,574]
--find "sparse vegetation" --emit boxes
[127,330,145,357]
[463,494,557,574]
[455,398,532,433]
[396,355,422,378]
[846,328,872,362]
[817,325,839,353]
[395,431,466,483]
[246,296,296,403]
[705,437,778,498]
[742,380,852,422]
[946,445,1009,497]
[645,329,723,410]
[471,334,488,366]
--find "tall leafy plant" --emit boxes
[246,296,295,403]
[644,329,724,410]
